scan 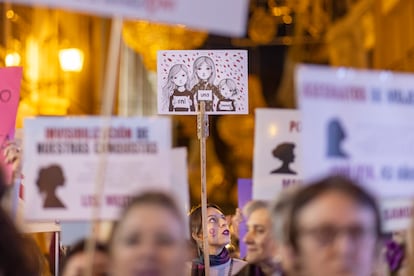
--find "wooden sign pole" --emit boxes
[197,101,210,275]
[85,16,123,276]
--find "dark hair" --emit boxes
[60,238,108,275]
[0,167,43,275]
[287,175,381,251]
[0,208,41,275]
[0,164,8,199]
[110,191,185,247]
[272,142,295,159]
[188,203,223,249]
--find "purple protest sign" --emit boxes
[237,178,252,259]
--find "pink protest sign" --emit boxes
[0,66,22,145]
[0,66,22,185]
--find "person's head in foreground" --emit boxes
[60,238,109,276]
[286,174,381,276]
[109,191,188,276]
[242,200,280,275]
[270,185,300,276]
[0,165,43,275]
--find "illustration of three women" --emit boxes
[162,56,239,112]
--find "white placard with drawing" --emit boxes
[158,50,248,115]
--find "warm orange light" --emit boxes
[122,20,207,71]
[282,15,293,24]
[59,48,84,72]
[5,52,21,66]
[6,10,15,19]
[268,124,278,137]
[38,96,70,115]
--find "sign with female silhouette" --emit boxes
[23,117,172,221]
[296,64,414,231]
[326,118,349,158]
[36,164,66,208]
[253,108,302,201]
[157,50,248,115]
[270,142,297,174]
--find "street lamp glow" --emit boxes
[5,52,21,66]
[59,48,84,72]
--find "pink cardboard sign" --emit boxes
[0,66,22,185]
[0,66,22,145]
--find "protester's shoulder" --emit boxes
[232,262,253,276]
[184,261,192,276]
[232,258,247,275]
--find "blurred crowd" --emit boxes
[0,140,412,276]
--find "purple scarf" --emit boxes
[385,239,404,272]
[191,248,231,276]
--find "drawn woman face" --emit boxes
[172,69,187,87]
[219,83,233,99]
[196,61,213,80]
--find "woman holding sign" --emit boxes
[188,204,246,275]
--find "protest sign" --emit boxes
[237,178,252,259]
[0,66,22,144]
[157,50,248,115]
[23,116,172,221]
[0,66,23,184]
[381,198,414,232]
[4,0,249,37]
[296,64,414,230]
[59,147,189,244]
[252,108,302,201]
[171,147,190,214]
